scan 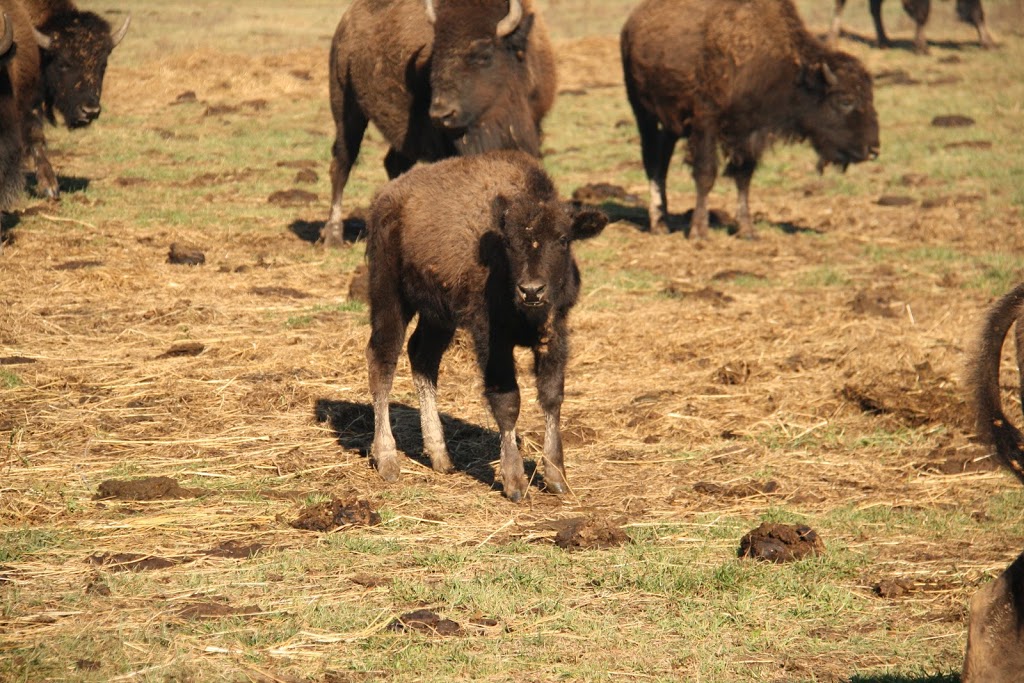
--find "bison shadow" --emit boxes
[847,672,959,683]
[828,28,980,52]
[580,199,822,238]
[0,212,19,247]
[288,218,366,245]
[314,398,544,496]
[25,173,90,196]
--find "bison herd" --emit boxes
[1,0,1020,678]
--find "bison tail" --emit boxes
[971,283,1024,485]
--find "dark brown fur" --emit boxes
[962,284,1024,682]
[363,151,606,502]
[621,0,879,239]
[828,0,996,54]
[0,1,42,213]
[21,0,129,198]
[320,0,556,247]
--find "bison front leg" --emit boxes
[480,338,527,502]
[408,321,455,474]
[534,333,569,494]
[727,155,758,239]
[688,128,718,240]
[869,0,893,48]
[827,0,847,43]
[27,113,58,200]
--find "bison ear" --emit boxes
[502,12,534,55]
[800,62,838,96]
[569,209,608,242]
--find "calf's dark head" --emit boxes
[36,11,130,128]
[425,0,538,154]
[488,177,607,316]
[797,53,879,172]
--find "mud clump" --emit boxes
[876,195,915,207]
[875,577,916,598]
[571,182,641,206]
[693,480,779,498]
[850,288,899,318]
[203,540,267,559]
[167,243,205,266]
[87,552,182,572]
[387,609,463,636]
[931,115,974,128]
[53,259,103,271]
[553,516,629,551]
[738,522,823,563]
[268,189,318,205]
[291,498,381,532]
[156,342,205,359]
[95,476,200,501]
[176,601,263,619]
[249,286,311,299]
[662,285,734,307]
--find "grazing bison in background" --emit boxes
[964,283,1024,682]
[364,151,607,502]
[828,0,996,54]
[23,0,130,198]
[320,0,556,247]
[621,0,879,239]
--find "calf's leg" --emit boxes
[726,155,758,239]
[408,320,455,474]
[478,335,527,502]
[534,331,569,494]
[366,299,409,483]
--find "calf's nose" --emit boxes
[517,282,546,305]
[80,104,101,120]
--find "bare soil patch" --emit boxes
[95,476,201,500]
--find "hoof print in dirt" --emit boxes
[95,476,200,501]
[931,115,974,128]
[203,540,267,559]
[156,342,205,359]
[167,243,205,266]
[290,498,381,532]
[176,601,263,620]
[875,195,915,207]
[268,189,318,205]
[87,552,183,572]
[738,522,823,563]
[387,609,464,636]
[553,516,629,551]
[874,577,916,599]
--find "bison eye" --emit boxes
[833,97,855,115]
[467,40,494,67]
[557,235,569,247]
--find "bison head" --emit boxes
[490,172,607,317]
[35,11,129,129]
[425,0,539,155]
[797,53,879,173]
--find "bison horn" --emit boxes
[821,62,838,89]
[496,0,524,38]
[424,0,436,24]
[0,14,12,56]
[33,27,52,50]
[111,13,131,47]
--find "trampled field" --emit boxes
[2,0,1024,681]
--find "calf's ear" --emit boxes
[570,210,608,242]
[502,13,534,55]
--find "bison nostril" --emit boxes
[517,283,546,303]
[868,146,879,160]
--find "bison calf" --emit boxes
[364,151,606,502]
[964,283,1024,682]
[621,0,879,239]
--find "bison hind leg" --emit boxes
[408,320,456,474]
[366,296,411,483]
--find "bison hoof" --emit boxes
[648,218,669,236]
[503,477,529,503]
[318,224,347,249]
[545,480,567,495]
[373,456,401,483]
[430,455,456,475]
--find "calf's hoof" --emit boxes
[373,454,402,483]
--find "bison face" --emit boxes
[493,191,607,317]
[426,0,537,152]
[798,56,880,172]
[37,12,129,129]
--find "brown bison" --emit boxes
[828,0,996,54]
[621,0,879,239]
[364,151,606,502]
[0,4,40,216]
[320,0,556,247]
[24,0,130,198]
[964,283,1024,682]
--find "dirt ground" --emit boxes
[2,9,1024,681]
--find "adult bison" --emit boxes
[963,283,1024,682]
[0,4,40,217]
[24,0,130,198]
[828,0,996,54]
[621,0,879,239]
[364,151,606,502]
[320,0,556,247]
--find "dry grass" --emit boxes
[2,0,1024,681]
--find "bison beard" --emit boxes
[621,0,879,239]
[362,151,606,502]
[963,283,1024,682]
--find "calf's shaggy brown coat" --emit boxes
[963,283,1024,682]
[364,151,606,502]
[621,0,879,239]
